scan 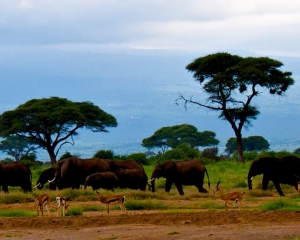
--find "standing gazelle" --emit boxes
[214,179,244,211]
[56,195,69,217]
[95,191,126,214]
[35,194,51,216]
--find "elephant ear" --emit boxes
[60,159,70,178]
[163,161,175,177]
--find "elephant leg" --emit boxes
[165,178,173,192]
[273,181,285,196]
[174,182,184,195]
[262,175,270,190]
[2,185,9,193]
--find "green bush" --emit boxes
[93,149,114,159]
[66,206,84,216]
[127,152,150,165]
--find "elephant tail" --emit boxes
[205,167,210,189]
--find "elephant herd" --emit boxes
[1,156,300,196]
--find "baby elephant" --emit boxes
[84,172,119,191]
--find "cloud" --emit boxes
[0,1,299,56]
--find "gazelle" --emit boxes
[95,191,126,214]
[214,179,244,211]
[56,195,69,217]
[35,194,51,216]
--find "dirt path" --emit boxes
[0,211,300,239]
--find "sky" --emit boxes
[0,0,300,56]
[0,1,300,160]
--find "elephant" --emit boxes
[34,167,57,190]
[150,159,210,195]
[84,172,119,190]
[105,159,144,172]
[248,156,300,196]
[49,157,110,190]
[114,168,148,191]
[0,162,32,193]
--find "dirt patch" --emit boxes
[1,210,300,239]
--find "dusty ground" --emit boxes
[1,200,300,240]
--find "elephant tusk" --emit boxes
[48,177,56,183]
[33,182,41,189]
[148,178,155,182]
[250,177,254,180]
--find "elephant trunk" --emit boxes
[150,172,156,192]
[248,173,253,190]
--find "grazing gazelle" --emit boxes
[35,194,51,216]
[95,191,126,214]
[214,179,244,211]
[56,195,69,217]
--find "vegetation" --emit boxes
[0,97,117,165]
[177,52,294,163]
[0,136,39,161]
[225,136,270,154]
[142,124,219,153]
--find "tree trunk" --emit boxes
[47,148,57,165]
[235,132,245,163]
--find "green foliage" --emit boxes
[180,52,294,163]
[59,151,74,160]
[127,152,150,165]
[159,143,200,162]
[66,206,84,216]
[260,199,300,210]
[93,149,114,159]
[0,97,117,164]
[142,124,219,153]
[0,210,36,217]
[0,136,39,161]
[125,200,168,210]
[201,147,218,160]
[225,136,270,154]
[294,147,300,154]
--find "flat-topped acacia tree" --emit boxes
[0,97,117,165]
[177,52,294,163]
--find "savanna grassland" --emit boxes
[1,160,300,239]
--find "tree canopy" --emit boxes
[0,97,117,165]
[0,135,39,161]
[177,52,294,163]
[142,124,219,153]
[225,136,270,154]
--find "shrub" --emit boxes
[93,150,114,159]
[127,152,150,165]
[66,206,83,216]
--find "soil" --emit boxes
[1,200,300,240]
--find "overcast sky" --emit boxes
[0,0,299,57]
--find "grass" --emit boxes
[167,231,179,235]
[260,198,300,210]
[0,210,36,217]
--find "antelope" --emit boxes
[214,179,244,211]
[95,191,126,214]
[35,194,51,216]
[56,195,69,217]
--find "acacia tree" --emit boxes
[0,97,117,165]
[142,124,219,153]
[225,136,270,154]
[0,135,39,161]
[177,52,294,163]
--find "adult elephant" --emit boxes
[105,159,144,172]
[0,162,32,193]
[34,167,57,190]
[248,156,300,196]
[84,172,119,191]
[49,157,110,189]
[150,159,210,195]
[115,168,148,191]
